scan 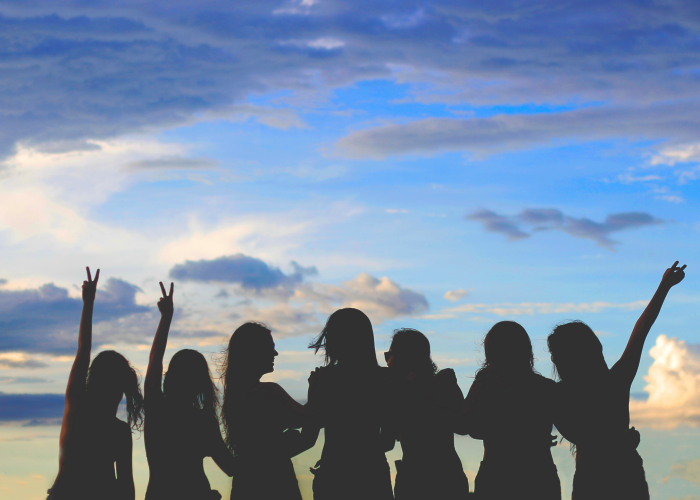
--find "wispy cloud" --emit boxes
[466,208,662,249]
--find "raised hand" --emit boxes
[157,282,174,318]
[661,261,687,289]
[82,267,100,303]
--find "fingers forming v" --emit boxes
[86,266,92,282]
[94,269,100,285]
[169,282,174,297]
[160,282,167,298]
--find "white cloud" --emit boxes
[630,335,700,429]
[650,143,700,166]
[444,289,469,302]
[300,272,429,323]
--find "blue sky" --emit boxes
[1,1,700,499]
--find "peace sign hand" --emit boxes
[82,267,100,304]
[661,261,687,289]
[158,282,175,318]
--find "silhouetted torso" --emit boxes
[466,369,560,500]
[312,364,393,500]
[226,382,303,500]
[50,408,129,500]
[554,368,648,500]
[145,395,221,500]
[391,369,469,500]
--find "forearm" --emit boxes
[77,301,94,355]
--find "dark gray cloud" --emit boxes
[337,101,700,158]
[169,254,318,297]
[0,358,48,369]
[0,278,151,354]
[0,393,64,422]
[467,208,663,249]
[125,155,217,170]
[1,1,700,157]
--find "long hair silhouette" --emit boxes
[309,307,378,367]
[479,320,535,374]
[144,282,234,500]
[387,328,469,500]
[463,320,561,500]
[387,328,437,379]
[163,349,219,416]
[222,321,318,500]
[547,262,686,500]
[307,308,393,500]
[48,267,141,500]
[86,350,144,431]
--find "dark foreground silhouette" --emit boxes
[222,322,319,500]
[307,308,395,500]
[42,262,687,500]
[463,321,561,500]
[48,268,143,500]
[144,282,235,500]
[386,328,470,500]
[549,261,686,500]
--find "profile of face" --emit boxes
[255,332,278,376]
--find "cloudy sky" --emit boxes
[0,0,699,498]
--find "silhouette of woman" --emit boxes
[47,267,144,500]
[548,261,687,500]
[307,308,394,500]
[144,282,235,500]
[463,321,561,500]
[222,322,319,500]
[385,328,469,500]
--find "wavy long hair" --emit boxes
[221,321,272,451]
[86,350,144,431]
[478,321,536,376]
[309,308,378,368]
[163,349,219,419]
[547,320,605,382]
[389,328,438,380]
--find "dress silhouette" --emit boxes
[144,282,235,500]
[463,321,561,500]
[549,262,686,500]
[308,308,394,500]
[222,322,319,500]
[47,268,143,500]
[386,328,470,500]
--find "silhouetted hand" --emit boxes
[82,267,100,303]
[661,261,686,289]
[158,282,174,318]
[627,426,641,449]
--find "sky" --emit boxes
[0,0,699,498]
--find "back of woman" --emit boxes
[464,321,560,500]
[308,308,394,500]
[386,329,469,500]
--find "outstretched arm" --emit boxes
[65,267,99,403]
[145,282,174,399]
[614,261,686,386]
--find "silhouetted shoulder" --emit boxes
[435,368,457,384]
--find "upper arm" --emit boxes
[208,417,236,476]
[266,383,312,428]
[115,426,135,500]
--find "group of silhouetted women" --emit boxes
[46,261,687,500]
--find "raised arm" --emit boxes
[614,261,686,386]
[65,267,99,403]
[145,282,174,398]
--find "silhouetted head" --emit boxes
[163,349,219,416]
[309,308,378,368]
[86,350,144,431]
[548,321,608,382]
[479,321,535,375]
[223,322,277,381]
[221,322,278,450]
[386,328,437,379]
